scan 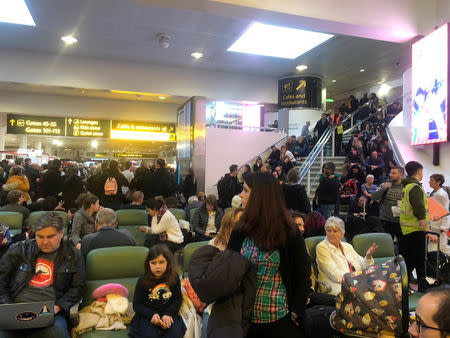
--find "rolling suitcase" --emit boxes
[421,231,450,289]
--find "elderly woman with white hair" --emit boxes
[316,217,378,295]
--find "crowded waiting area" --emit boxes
[0,1,449,338]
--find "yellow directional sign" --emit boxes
[296,80,306,91]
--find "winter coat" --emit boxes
[70,207,95,245]
[42,168,64,198]
[192,206,224,235]
[0,239,85,314]
[282,183,311,214]
[188,245,256,338]
[149,168,176,198]
[6,175,30,201]
[62,175,85,210]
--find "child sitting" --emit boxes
[129,244,185,338]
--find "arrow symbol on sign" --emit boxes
[10,119,15,126]
[296,80,306,91]
[68,119,72,124]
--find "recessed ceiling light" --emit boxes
[0,0,35,26]
[191,52,203,59]
[378,81,383,84]
[331,80,337,83]
[227,22,334,59]
[360,69,365,72]
[61,35,78,45]
[296,65,308,71]
[158,96,167,100]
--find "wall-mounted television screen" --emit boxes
[411,23,449,146]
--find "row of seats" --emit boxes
[0,208,205,246]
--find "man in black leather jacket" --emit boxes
[0,212,85,337]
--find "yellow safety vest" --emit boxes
[400,183,429,235]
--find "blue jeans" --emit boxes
[319,204,335,220]
[0,314,70,338]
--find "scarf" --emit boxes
[157,205,168,241]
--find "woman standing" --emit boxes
[429,174,449,254]
[228,172,310,337]
[100,160,129,210]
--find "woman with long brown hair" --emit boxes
[228,172,310,337]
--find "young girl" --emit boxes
[129,244,185,338]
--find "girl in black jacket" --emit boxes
[129,244,185,338]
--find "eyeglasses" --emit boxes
[414,315,447,333]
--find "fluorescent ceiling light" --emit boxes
[360,69,365,72]
[158,96,167,100]
[191,52,203,59]
[228,22,333,59]
[296,65,308,71]
[61,35,77,45]
[0,0,36,26]
[331,80,337,83]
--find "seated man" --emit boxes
[364,150,385,182]
[0,190,30,224]
[409,287,450,337]
[0,212,84,338]
[121,191,146,210]
[81,208,136,257]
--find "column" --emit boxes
[19,135,27,150]
[0,112,6,151]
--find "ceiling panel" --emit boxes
[0,0,413,98]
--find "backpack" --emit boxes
[104,177,118,196]
[303,305,337,338]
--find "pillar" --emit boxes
[0,112,6,151]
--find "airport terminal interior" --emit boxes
[0,1,449,337]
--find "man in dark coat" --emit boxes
[267,146,281,169]
[148,159,176,198]
[42,159,64,198]
[81,208,135,257]
[0,212,85,337]
[217,164,240,209]
[313,113,330,139]
[316,162,341,220]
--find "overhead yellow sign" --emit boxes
[110,120,176,141]
[7,114,65,136]
[67,118,110,138]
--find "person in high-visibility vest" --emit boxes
[399,161,438,288]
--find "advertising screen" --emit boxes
[411,23,449,145]
[206,101,261,130]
